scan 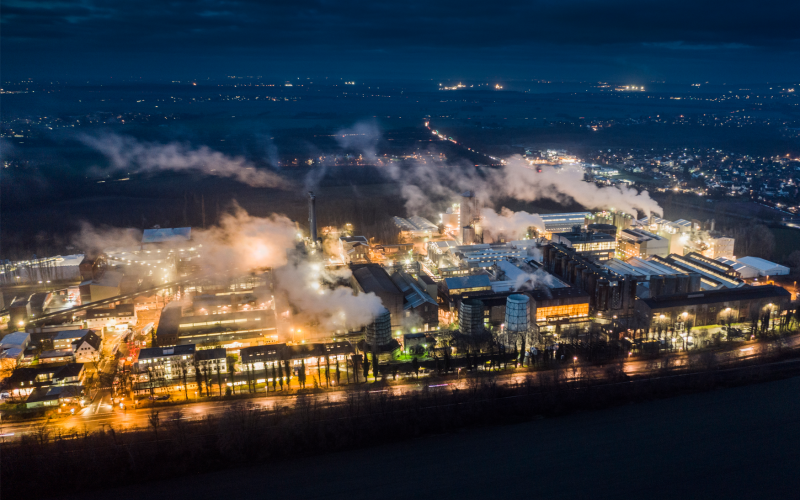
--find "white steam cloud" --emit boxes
[481,207,545,242]
[71,206,384,332]
[498,157,662,217]
[274,259,385,331]
[514,268,559,292]
[191,207,298,274]
[386,155,662,218]
[335,121,662,218]
[81,134,287,188]
[72,222,143,255]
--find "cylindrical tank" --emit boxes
[459,299,485,335]
[366,307,392,347]
[504,294,530,334]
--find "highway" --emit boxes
[1,337,792,441]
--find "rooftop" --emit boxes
[1,331,30,347]
[640,285,791,309]
[138,344,196,360]
[142,227,192,244]
[737,256,790,272]
[53,329,92,341]
[352,264,402,295]
[444,274,492,291]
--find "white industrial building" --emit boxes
[392,216,439,238]
[717,256,790,278]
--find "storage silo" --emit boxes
[366,307,392,347]
[504,294,530,335]
[459,299,485,335]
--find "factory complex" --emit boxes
[1,191,796,404]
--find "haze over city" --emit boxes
[1,1,800,499]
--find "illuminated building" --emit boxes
[635,285,791,343]
[617,228,669,260]
[552,227,616,261]
[392,216,438,239]
[542,243,637,315]
[529,288,591,341]
[539,212,591,235]
[350,264,404,329]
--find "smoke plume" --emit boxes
[274,258,385,331]
[81,134,287,188]
[332,123,662,218]
[497,156,662,217]
[72,222,143,255]
[191,207,299,274]
[71,206,384,332]
[514,268,559,292]
[481,208,545,242]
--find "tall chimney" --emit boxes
[308,191,318,245]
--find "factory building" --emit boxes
[132,344,197,394]
[240,341,355,373]
[604,257,702,298]
[0,254,84,284]
[730,257,790,277]
[538,212,591,235]
[634,285,791,344]
[141,227,192,246]
[156,290,278,348]
[459,190,482,244]
[542,244,637,316]
[79,270,123,304]
[636,216,735,259]
[587,223,618,237]
[84,304,136,333]
[648,253,744,290]
[442,275,492,299]
[586,211,635,235]
[392,216,439,239]
[338,236,370,264]
[426,239,543,279]
[552,227,617,261]
[350,264,404,329]
[390,271,439,331]
[617,228,669,260]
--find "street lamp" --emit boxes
[681,312,689,350]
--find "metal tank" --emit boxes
[459,299,485,335]
[366,307,392,347]
[504,294,530,335]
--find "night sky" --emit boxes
[3,0,799,82]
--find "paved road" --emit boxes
[0,337,789,440]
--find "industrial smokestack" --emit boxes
[308,191,318,245]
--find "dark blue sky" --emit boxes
[3,0,799,82]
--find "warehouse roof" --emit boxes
[639,285,790,309]
[444,274,492,291]
[142,227,191,244]
[737,256,790,274]
[352,264,402,295]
